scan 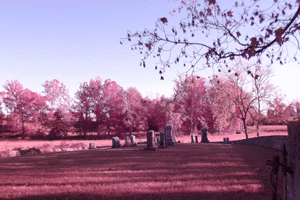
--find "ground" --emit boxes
[0,131,286,200]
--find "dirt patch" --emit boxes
[0,143,284,200]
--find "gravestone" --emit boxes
[124,136,131,147]
[89,143,95,149]
[223,138,226,144]
[156,136,160,144]
[112,137,121,148]
[191,135,195,143]
[144,130,157,151]
[195,135,198,143]
[158,131,166,148]
[284,122,300,200]
[165,124,176,146]
[223,137,230,144]
[130,135,137,146]
[201,127,210,143]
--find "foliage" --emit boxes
[42,79,73,138]
[122,87,148,133]
[173,75,213,134]
[0,74,291,139]
[2,80,47,138]
[122,0,300,78]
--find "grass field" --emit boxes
[0,142,284,200]
[0,129,288,200]
[0,127,289,155]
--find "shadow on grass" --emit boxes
[10,190,268,200]
[0,143,281,200]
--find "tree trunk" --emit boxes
[257,99,261,137]
[0,113,3,135]
[242,119,248,139]
[256,121,260,137]
[190,106,194,135]
[21,116,25,139]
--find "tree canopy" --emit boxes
[122,0,300,78]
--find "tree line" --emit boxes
[0,64,298,140]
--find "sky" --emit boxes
[0,0,299,103]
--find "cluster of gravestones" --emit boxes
[110,125,212,149]
[111,135,137,148]
[191,127,210,143]
[110,125,177,150]
[144,124,176,151]
[223,137,230,144]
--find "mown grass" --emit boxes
[0,141,284,200]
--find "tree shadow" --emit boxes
[0,143,279,200]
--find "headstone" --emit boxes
[130,135,137,146]
[165,124,176,146]
[144,130,157,151]
[201,127,210,143]
[156,136,160,144]
[124,136,131,147]
[112,137,121,148]
[195,135,198,143]
[89,143,95,149]
[158,131,166,148]
[191,135,195,143]
[223,137,230,144]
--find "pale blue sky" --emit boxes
[0,0,299,103]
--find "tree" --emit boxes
[142,97,159,131]
[122,0,300,78]
[42,79,72,115]
[266,94,288,125]
[3,80,47,138]
[101,79,125,136]
[173,75,211,135]
[73,79,97,137]
[122,87,148,134]
[42,79,73,137]
[212,67,256,139]
[152,95,183,133]
[0,91,6,135]
[207,76,239,133]
[291,99,300,120]
[74,77,126,137]
[248,64,276,136]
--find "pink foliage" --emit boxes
[3,80,47,137]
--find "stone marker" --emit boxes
[195,135,198,143]
[156,136,160,144]
[89,143,95,149]
[191,135,195,143]
[130,135,137,146]
[112,137,121,148]
[158,131,166,148]
[165,124,176,146]
[201,127,210,143]
[124,136,131,146]
[144,130,157,151]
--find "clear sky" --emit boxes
[0,0,299,103]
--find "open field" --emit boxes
[0,129,288,154]
[0,142,284,200]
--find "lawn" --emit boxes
[0,132,286,200]
[0,128,288,155]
